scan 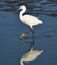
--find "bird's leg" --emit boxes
[32,29,34,46]
[29,28,34,50]
[20,30,32,38]
[24,31,32,35]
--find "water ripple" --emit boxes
[0,0,57,17]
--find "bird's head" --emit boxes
[19,5,26,11]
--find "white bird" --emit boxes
[19,5,43,44]
[19,5,43,30]
[20,47,43,65]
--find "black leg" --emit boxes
[29,28,34,50]
[20,29,33,38]
[24,31,32,35]
[32,30,34,46]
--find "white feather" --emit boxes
[19,5,43,29]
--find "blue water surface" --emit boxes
[0,1,57,65]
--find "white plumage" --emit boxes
[19,5,43,29]
[20,48,43,65]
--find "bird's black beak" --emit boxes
[17,8,19,11]
[16,8,19,13]
[16,9,20,13]
[17,9,22,12]
[20,9,22,11]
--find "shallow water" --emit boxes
[0,0,57,65]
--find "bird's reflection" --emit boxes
[20,47,43,65]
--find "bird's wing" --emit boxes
[23,15,39,21]
[23,15,40,25]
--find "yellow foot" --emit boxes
[21,39,26,43]
[20,33,26,37]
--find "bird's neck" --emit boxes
[19,8,26,18]
[29,44,34,51]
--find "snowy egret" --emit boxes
[20,47,43,65]
[19,5,43,45]
[19,5,43,30]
